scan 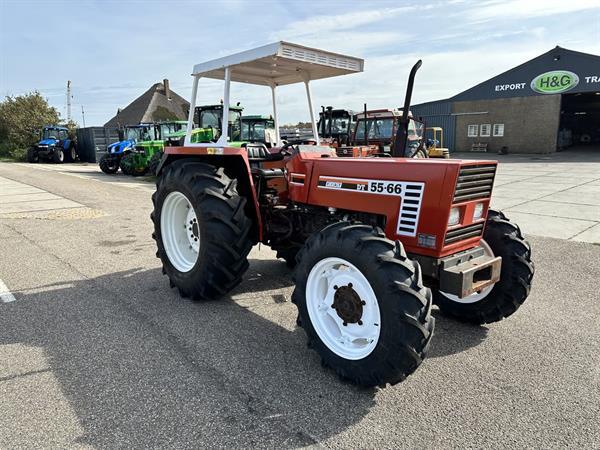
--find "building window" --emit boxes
[480,124,491,137]
[493,123,504,137]
[467,124,478,137]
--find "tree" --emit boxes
[0,92,60,160]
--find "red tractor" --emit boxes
[152,42,534,387]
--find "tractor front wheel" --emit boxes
[292,222,434,387]
[433,210,534,324]
[52,148,65,163]
[99,153,119,174]
[120,153,146,176]
[26,148,38,163]
[152,160,253,300]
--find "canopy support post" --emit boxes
[270,82,280,145]
[184,76,199,146]
[217,67,231,146]
[301,71,320,145]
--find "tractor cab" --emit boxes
[41,126,69,142]
[194,104,244,145]
[318,107,356,147]
[27,125,77,163]
[241,115,277,147]
[107,123,156,156]
[351,108,425,156]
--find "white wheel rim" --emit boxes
[160,191,200,273]
[440,239,495,304]
[306,257,381,360]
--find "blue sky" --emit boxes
[1,0,599,126]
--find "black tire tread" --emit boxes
[292,221,434,387]
[99,154,119,174]
[433,209,534,324]
[152,160,252,300]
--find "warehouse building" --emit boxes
[411,46,600,154]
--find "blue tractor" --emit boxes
[98,123,156,174]
[27,125,77,163]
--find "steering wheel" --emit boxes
[279,138,318,155]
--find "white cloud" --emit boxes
[467,0,600,21]
[278,6,417,38]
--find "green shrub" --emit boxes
[0,91,61,160]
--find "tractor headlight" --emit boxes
[448,207,461,226]
[473,203,484,221]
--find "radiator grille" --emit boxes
[444,222,485,245]
[453,164,496,203]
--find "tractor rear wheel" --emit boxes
[26,148,38,163]
[152,160,253,300]
[120,153,146,176]
[433,210,534,324]
[52,148,65,163]
[65,146,77,162]
[99,154,119,174]
[292,222,434,387]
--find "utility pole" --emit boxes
[81,105,86,128]
[66,80,72,122]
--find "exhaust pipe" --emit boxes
[392,60,422,157]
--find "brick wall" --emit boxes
[453,95,561,154]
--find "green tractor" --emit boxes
[146,105,245,175]
[119,121,189,176]
[241,115,277,147]
[99,123,156,175]
[194,104,244,146]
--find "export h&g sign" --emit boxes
[530,70,579,94]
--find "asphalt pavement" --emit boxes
[0,160,599,448]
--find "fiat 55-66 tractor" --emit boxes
[152,42,534,387]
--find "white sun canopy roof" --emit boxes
[185,42,363,147]
[192,41,364,86]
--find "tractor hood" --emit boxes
[108,139,135,153]
[38,138,58,146]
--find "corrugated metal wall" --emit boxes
[76,127,120,163]
[410,101,456,152]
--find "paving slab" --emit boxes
[561,184,600,194]
[500,211,596,240]
[0,175,83,214]
[491,187,557,201]
[490,196,532,210]
[541,191,600,206]
[507,200,600,222]
[0,192,62,203]
[0,186,45,195]
[571,223,600,244]
[0,198,82,214]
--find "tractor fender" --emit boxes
[158,152,262,243]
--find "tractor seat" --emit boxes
[245,143,284,161]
